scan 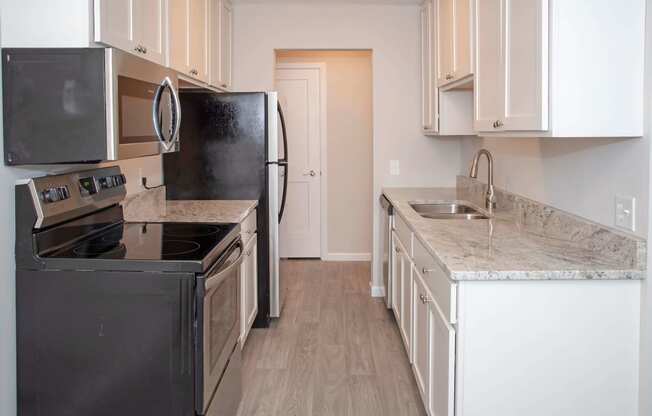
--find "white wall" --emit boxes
[233,2,463,289]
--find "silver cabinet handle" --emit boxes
[494,120,504,128]
[141,46,148,54]
[422,267,434,274]
[134,45,143,53]
[419,294,431,304]
[445,74,454,80]
[303,170,317,177]
[190,69,199,76]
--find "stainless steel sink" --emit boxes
[409,202,489,220]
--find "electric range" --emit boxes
[15,167,243,416]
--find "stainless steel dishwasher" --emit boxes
[380,195,394,309]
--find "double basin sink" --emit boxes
[409,202,489,220]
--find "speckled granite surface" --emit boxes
[122,187,258,224]
[383,177,646,281]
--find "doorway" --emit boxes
[275,50,374,261]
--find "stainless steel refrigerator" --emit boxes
[163,91,288,326]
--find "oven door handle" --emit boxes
[205,240,244,291]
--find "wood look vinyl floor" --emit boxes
[237,260,426,416]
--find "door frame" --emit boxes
[274,62,328,259]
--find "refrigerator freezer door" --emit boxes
[267,92,282,318]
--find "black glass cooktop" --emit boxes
[47,222,238,262]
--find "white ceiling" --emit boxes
[234,0,421,4]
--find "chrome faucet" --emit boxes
[469,149,497,214]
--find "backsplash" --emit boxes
[457,176,647,270]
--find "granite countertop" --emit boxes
[122,187,258,224]
[383,178,646,281]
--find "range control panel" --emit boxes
[24,167,127,229]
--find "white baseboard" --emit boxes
[370,283,385,298]
[323,252,372,262]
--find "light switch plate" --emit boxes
[390,160,400,176]
[615,195,635,232]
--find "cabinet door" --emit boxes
[453,0,472,79]
[412,267,431,408]
[94,0,136,53]
[240,235,258,345]
[245,236,258,332]
[219,0,233,89]
[400,250,413,361]
[437,0,455,86]
[392,234,403,326]
[189,0,209,82]
[421,0,438,132]
[474,0,504,131]
[169,0,191,73]
[133,0,166,64]
[429,298,456,416]
[503,0,548,131]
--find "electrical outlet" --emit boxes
[615,195,636,232]
[390,160,400,176]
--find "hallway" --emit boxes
[237,260,426,416]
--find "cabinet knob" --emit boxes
[190,69,199,76]
[494,120,504,128]
[422,267,434,274]
[445,73,454,80]
[419,294,431,304]
[141,46,148,54]
[222,83,228,88]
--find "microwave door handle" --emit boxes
[152,77,180,151]
[152,79,168,145]
[169,78,182,146]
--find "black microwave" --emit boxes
[2,48,181,165]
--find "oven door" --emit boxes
[196,239,243,415]
[108,48,181,160]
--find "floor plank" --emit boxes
[237,260,426,416]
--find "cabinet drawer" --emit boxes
[241,209,257,244]
[413,237,457,324]
[394,214,413,256]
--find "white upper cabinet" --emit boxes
[473,0,504,131]
[420,0,437,133]
[209,0,233,90]
[94,0,166,64]
[421,0,474,136]
[169,0,209,82]
[475,0,645,137]
[220,0,234,89]
[437,0,473,89]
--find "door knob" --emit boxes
[303,170,317,177]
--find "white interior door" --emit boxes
[275,64,324,258]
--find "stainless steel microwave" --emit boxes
[2,48,181,165]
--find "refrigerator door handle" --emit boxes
[277,103,289,224]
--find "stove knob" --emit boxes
[57,186,70,200]
[42,188,61,203]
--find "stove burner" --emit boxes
[163,224,222,238]
[162,240,202,256]
[73,242,126,257]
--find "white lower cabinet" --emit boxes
[412,267,431,404]
[240,210,258,347]
[387,212,641,416]
[399,250,413,359]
